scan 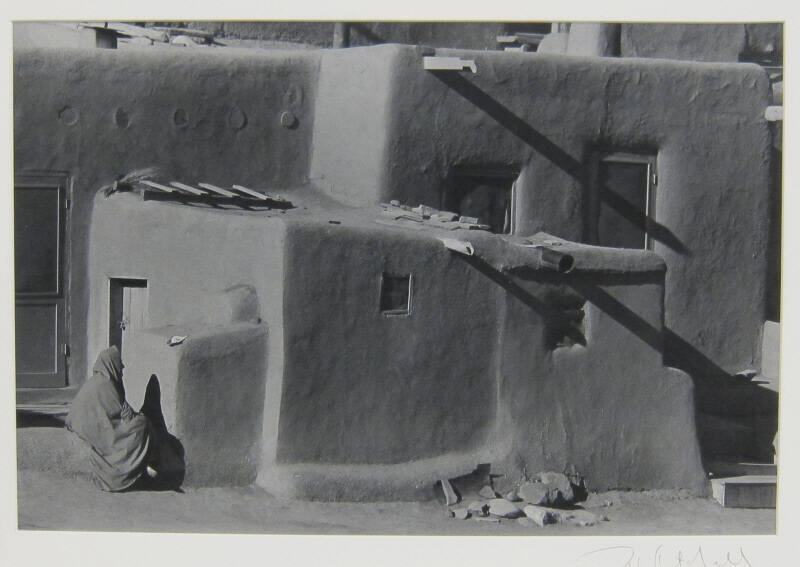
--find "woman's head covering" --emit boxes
[93,346,124,383]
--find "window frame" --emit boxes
[379,272,413,317]
[587,151,657,250]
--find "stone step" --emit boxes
[711,475,776,509]
[707,461,777,477]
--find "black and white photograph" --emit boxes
[3,5,796,565]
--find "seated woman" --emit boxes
[66,346,157,491]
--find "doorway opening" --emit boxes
[109,278,148,358]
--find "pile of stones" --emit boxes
[442,470,608,528]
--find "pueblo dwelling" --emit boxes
[13,30,780,499]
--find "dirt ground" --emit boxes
[16,468,774,536]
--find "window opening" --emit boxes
[380,273,412,316]
[588,152,657,250]
[442,168,518,234]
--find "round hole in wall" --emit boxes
[283,85,304,110]
[58,106,79,126]
[228,106,247,131]
[173,108,189,128]
[114,107,130,128]
[280,110,298,129]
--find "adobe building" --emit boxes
[13,27,780,498]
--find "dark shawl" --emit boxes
[66,346,152,491]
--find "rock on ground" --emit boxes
[467,501,489,517]
[488,498,525,519]
[478,485,497,499]
[523,505,558,527]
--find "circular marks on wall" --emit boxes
[280,111,298,129]
[228,106,248,131]
[113,107,130,129]
[173,108,189,129]
[58,106,79,126]
[283,85,304,110]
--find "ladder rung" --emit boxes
[198,182,238,198]
[232,184,268,200]
[139,179,174,193]
[169,181,206,196]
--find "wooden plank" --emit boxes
[198,182,238,198]
[169,181,206,196]
[150,26,215,40]
[232,184,269,200]
[423,56,477,74]
[81,22,168,43]
[139,179,174,193]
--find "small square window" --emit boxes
[380,273,412,315]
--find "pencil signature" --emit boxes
[576,545,752,567]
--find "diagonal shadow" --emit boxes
[566,281,777,460]
[431,71,585,181]
[567,280,665,354]
[461,254,586,346]
[458,252,777,461]
[599,185,689,255]
[431,71,688,255]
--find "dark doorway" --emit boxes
[442,168,517,234]
[15,174,70,388]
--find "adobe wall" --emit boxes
[14,47,319,389]
[498,272,703,491]
[274,222,504,465]
[310,44,772,377]
[86,193,287,484]
[260,223,705,497]
[123,323,268,486]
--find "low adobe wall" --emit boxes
[258,222,705,498]
[87,193,288,484]
[274,222,504,466]
[123,323,268,486]
[87,193,704,496]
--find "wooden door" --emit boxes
[14,175,69,388]
[109,278,148,358]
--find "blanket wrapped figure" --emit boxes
[66,346,153,491]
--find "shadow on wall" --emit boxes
[430,71,688,255]
[430,69,776,461]
[462,255,586,347]
[453,255,778,464]
[139,374,186,491]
